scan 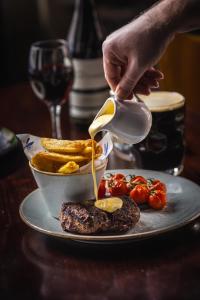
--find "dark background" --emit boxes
[0,0,199,118]
[0,0,157,86]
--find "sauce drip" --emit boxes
[89,100,124,213]
[89,100,114,201]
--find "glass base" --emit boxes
[164,165,184,176]
[113,143,135,162]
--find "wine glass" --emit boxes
[28,39,74,138]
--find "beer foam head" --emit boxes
[139,91,185,112]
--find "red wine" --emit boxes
[29,64,73,105]
[67,0,109,122]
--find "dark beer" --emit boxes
[133,92,185,175]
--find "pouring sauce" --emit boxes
[89,100,123,212]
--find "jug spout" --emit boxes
[95,97,116,119]
[88,97,116,138]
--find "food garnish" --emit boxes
[129,185,149,204]
[148,190,167,210]
[98,179,106,198]
[98,173,167,210]
[109,180,129,197]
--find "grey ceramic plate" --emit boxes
[19,169,200,243]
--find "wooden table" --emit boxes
[1,83,200,300]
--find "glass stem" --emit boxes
[49,104,62,139]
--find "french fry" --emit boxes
[31,153,55,172]
[58,161,79,174]
[81,146,93,156]
[81,147,102,159]
[80,141,102,157]
[36,151,89,163]
[41,138,85,154]
[95,144,103,156]
[81,139,97,148]
[32,138,103,174]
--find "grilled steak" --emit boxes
[60,197,140,235]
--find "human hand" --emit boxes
[103,13,174,99]
[133,67,164,97]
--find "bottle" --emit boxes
[67,0,109,123]
[0,128,25,178]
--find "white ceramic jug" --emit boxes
[91,95,152,144]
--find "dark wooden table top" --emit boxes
[1,83,200,300]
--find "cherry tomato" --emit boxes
[127,176,147,192]
[130,176,147,185]
[112,173,126,181]
[148,179,166,192]
[107,174,123,188]
[129,185,149,204]
[98,179,106,198]
[148,190,166,210]
[109,180,129,196]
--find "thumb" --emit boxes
[115,61,141,99]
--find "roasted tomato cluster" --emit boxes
[98,173,167,210]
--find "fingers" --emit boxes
[103,38,164,99]
[103,59,121,92]
[134,83,151,95]
[103,41,123,92]
[134,78,159,95]
[115,67,164,98]
[134,68,164,95]
[115,60,140,99]
[145,68,164,80]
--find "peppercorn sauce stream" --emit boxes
[89,100,123,213]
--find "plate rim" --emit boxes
[19,169,200,242]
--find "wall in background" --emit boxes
[159,33,200,158]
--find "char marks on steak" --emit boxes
[60,197,140,235]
